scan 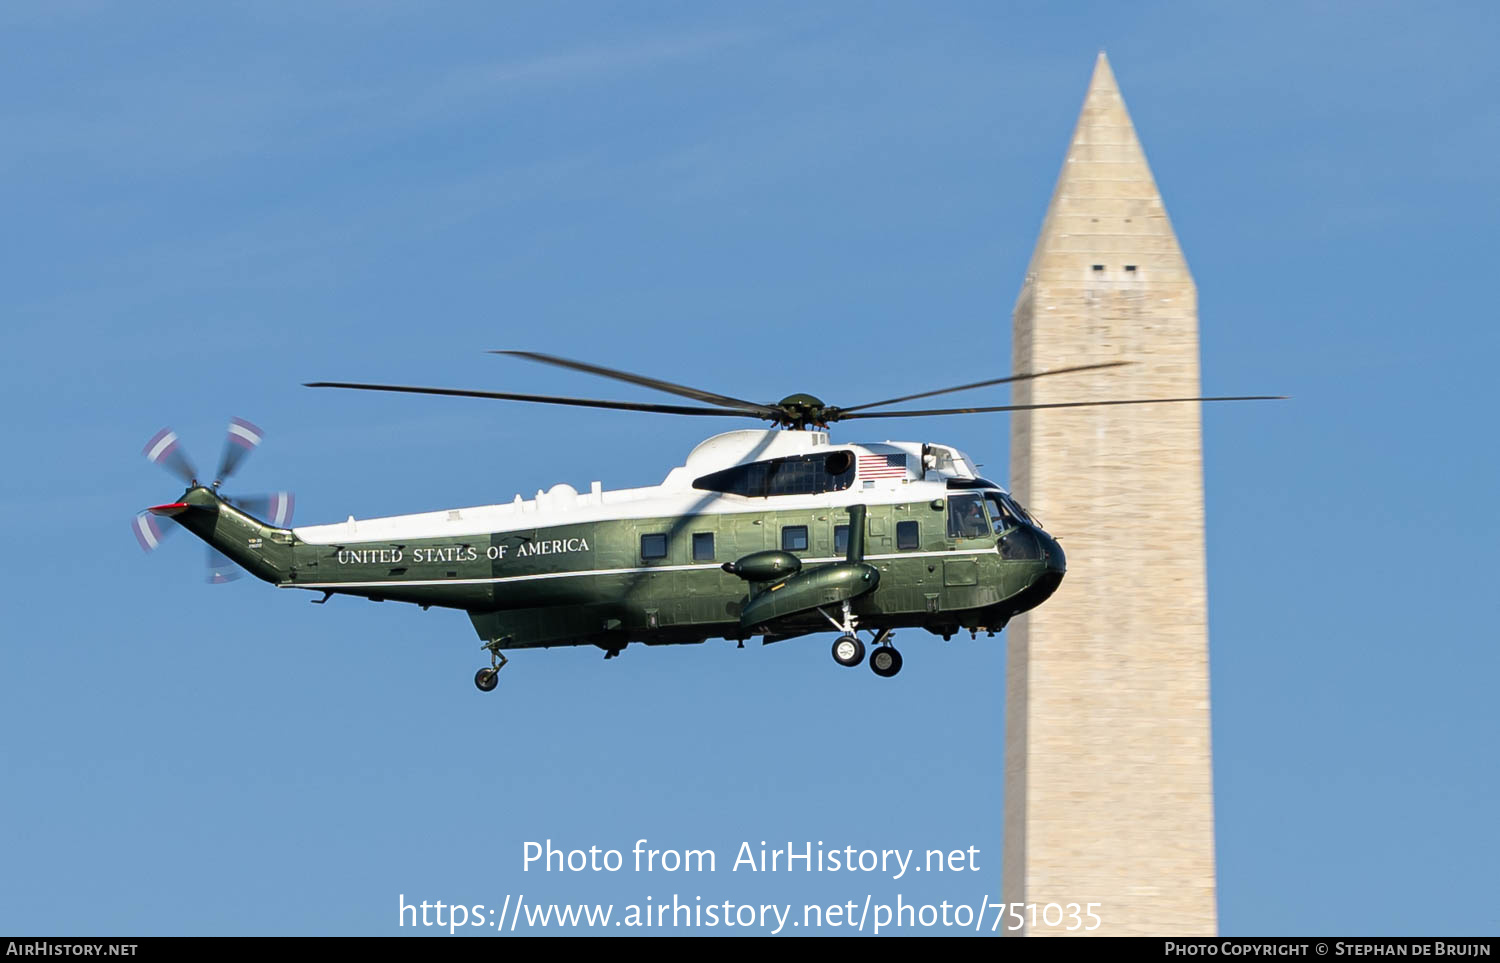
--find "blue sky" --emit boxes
[3,1,1497,936]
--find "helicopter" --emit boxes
[135,352,1279,691]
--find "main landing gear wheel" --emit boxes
[832,634,865,667]
[870,646,903,678]
[474,667,500,692]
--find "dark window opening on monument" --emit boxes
[1125,264,1137,272]
[1092,264,1104,272]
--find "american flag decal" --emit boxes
[857,453,907,479]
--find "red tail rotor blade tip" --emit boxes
[148,502,189,516]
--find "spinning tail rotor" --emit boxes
[135,418,294,583]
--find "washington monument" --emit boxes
[1003,53,1218,935]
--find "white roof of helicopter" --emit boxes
[292,429,996,545]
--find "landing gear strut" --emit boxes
[475,639,510,692]
[818,605,903,678]
[821,602,865,668]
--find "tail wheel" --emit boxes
[474,667,500,692]
[870,646,903,678]
[832,635,865,667]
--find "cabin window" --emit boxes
[833,524,849,555]
[896,520,920,550]
[693,451,856,497]
[692,532,715,561]
[781,525,809,552]
[641,533,668,560]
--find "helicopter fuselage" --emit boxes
[164,430,1065,657]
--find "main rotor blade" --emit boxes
[839,395,1288,418]
[836,362,1133,414]
[142,427,197,485]
[216,416,263,483]
[493,351,779,416]
[304,382,770,418]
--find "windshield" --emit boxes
[1002,493,1037,527]
[988,492,1041,530]
[984,493,1018,534]
[985,491,1045,533]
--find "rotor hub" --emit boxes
[775,393,832,429]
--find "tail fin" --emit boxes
[156,486,295,584]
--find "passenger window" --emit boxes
[781,525,809,552]
[947,493,991,539]
[692,532,715,561]
[896,520,920,550]
[641,533,668,560]
[833,524,849,555]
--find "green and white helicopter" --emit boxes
[135,352,1277,690]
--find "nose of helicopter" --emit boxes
[1038,529,1066,574]
[998,524,1065,573]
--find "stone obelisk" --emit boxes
[1002,53,1218,936]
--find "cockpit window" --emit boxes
[1003,493,1037,527]
[984,492,1037,530]
[947,493,992,539]
[985,492,1017,534]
